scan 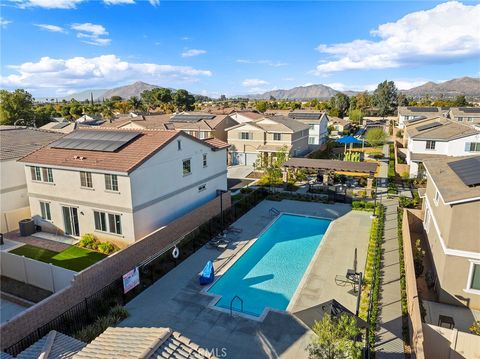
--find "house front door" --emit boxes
[62,206,80,236]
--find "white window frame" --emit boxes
[308,136,316,145]
[465,260,480,295]
[240,132,251,140]
[40,201,51,221]
[423,207,431,233]
[177,139,182,150]
[93,210,122,235]
[80,171,93,188]
[31,166,53,183]
[202,153,207,167]
[273,133,282,141]
[434,190,440,206]
[182,158,191,176]
[105,174,119,192]
[425,140,436,150]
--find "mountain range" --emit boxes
[40,76,479,102]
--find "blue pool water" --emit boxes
[207,214,331,317]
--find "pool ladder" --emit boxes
[230,295,244,316]
[269,207,280,217]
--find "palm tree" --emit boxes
[128,96,143,111]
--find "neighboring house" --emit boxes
[228,110,264,124]
[288,110,329,148]
[449,107,480,125]
[18,128,229,244]
[0,126,63,232]
[328,116,352,135]
[40,121,77,134]
[76,114,104,126]
[103,112,237,142]
[422,156,480,309]
[404,118,480,178]
[397,106,443,129]
[226,115,309,166]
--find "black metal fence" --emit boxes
[4,188,269,356]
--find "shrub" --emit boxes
[414,239,425,277]
[396,129,403,138]
[78,233,98,250]
[397,208,410,343]
[74,305,129,343]
[470,321,480,336]
[97,241,118,255]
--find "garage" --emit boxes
[231,152,258,166]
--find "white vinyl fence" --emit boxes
[0,252,76,293]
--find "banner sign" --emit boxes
[123,267,140,294]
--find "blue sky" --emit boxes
[1,0,479,98]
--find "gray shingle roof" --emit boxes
[16,331,86,359]
[0,126,64,161]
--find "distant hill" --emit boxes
[402,77,480,97]
[101,81,162,100]
[36,89,107,102]
[243,84,340,100]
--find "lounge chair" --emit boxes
[206,234,229,249]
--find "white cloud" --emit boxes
[0,18,12,28]
[1,55,212,94]
[242,79,269,87]
[11,0,85,9]
[236,59,287,67]
[324,82,346,91]
[103,0,134,4]
[71,23,110,46]
[34,24,66,33]
[315,1,480,74]
[181,49,207,58]
[181,36,191,41]
[149,0,160,6]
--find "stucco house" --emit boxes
[448,107,480,125]
[228,110,264,124]
[18,128,229,244]
[288,110,329,148]
[0,126,63,232]
[226,115,309,166]
[403,118,480,178]
[328,116,352,135]
[422,156,480,309]
[397,106,443,129]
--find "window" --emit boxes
[182,159,191,176]
[309,124,315,130]
[199,131,208,139]
[457,117,464,122]
[202,154,207,167]
[308,137,316,144]
[105,174,118,191]
[31,166,53,182]
[468,117,474,122]
[177,140,182,150]
[434,190,440,205]
[273,133,281,141]
[198,184,206,192]
[80,172,93,188]
[240,132,251,140]
[94,211,107,232]
[426,140,436,150]
[94,211,122,235]
[465,142,480,152]
[469,263,480,291]
[424,207,431,232]
[108,213,122,235]
[40,201,51,221]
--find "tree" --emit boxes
[373,80,398,117]
[365,128,387,147]
[454,95,468,107]
[128,96,143,111]
[354,91,371,111]
[0,89,35,125]
[307,314,362,359]
[255,100,268,113]
[329,93,350,118]
[397,93,409,106]
[110,95,123,102]
[172,89,195,111]
[348,109,363,124]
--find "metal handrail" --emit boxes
[230,295,244,316]
[269,207,280,216]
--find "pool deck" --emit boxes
[119,200,372,358]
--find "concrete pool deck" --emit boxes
[119,200,372,358]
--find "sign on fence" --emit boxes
[122,267,140,294]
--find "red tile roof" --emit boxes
[19,128,227,173]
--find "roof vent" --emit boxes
[73,155,86,160]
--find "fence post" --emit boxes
[84,297,90,321]
[50,263,56,292]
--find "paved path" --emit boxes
[374,196,405,358]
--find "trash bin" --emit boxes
[19,219,36,236]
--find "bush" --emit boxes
[397,208,410,343]
[470,321,480,336]
[352,200,377,212]
[396,130,403,138]
[369,152,384,159]
[97,242,117,255]
[414,239,425,277]
[74,305,129,343]
[78,233,98,250]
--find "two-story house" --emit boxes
[18,128,229,244]
[288,110,329,148]
[0,126,63,232]
[226,115,309,166]
[449,107,480,125]
[397,106,443,129]
[328,116,352,136]
[422,156,480,309]
[228,110,264,124]
[404,118,480,178]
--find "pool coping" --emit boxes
[200,211,335,322]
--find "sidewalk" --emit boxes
[374,196,406,358]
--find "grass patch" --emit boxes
[10,245,107,272]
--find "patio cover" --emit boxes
[293,299,369,330]
[283,158,377,174]
[335,135,363,145]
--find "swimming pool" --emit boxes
[206,213,331,318]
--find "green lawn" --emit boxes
[10,245,107,272]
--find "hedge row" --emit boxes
[397,208,410,346]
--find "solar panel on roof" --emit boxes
[416,122,442,131]
[459,108,480,113]
[50,130,141,152]
[407,107,438,112]
[288,113,321,120]
[448,157,480,187]
[52,122,70,129]
[170,114,215,122]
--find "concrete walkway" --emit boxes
[374,196,405,358]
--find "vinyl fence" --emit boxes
[0,252,76,293]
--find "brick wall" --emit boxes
[0,193,231,350]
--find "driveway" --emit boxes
[227,165,253,179]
